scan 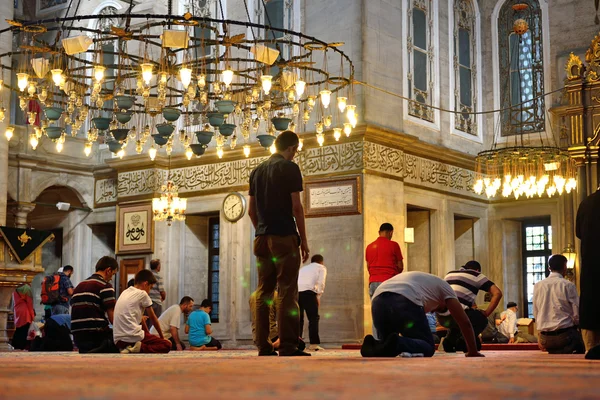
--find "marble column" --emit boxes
[13,202,35,228]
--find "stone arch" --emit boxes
[29,172,94,208]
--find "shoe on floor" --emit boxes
[280,349,311,356]
[585,344,600,360]
[361,333,399,357]
[120,341,142,354]
[308,345,325,351]
[360,334,377,357]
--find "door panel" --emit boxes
[119,258,145,295]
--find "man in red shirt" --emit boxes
[366,223,404,298]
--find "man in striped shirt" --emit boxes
[70,256,119,353]
[439,260,503,352]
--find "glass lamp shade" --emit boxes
[51,69,63,86]
[269,143,276,154]
[243,145,251,158]
[343,123,352,137]
[179,66,192,88]
[562,245,577,269]
[333,128,342,141]
[222,69,234,87]
[316,133,325,146]
[185,147,193,160]
[319,89,332,108]
[17,73,29,91]
[295,80,306,97]
[148,146,157,161]
[337,96,347,113]
[94,65,106,82]
[84,142,92,157]
[5,126,14,141]
[29,133,39,150]
[261,75,273,95]
[141,63,153,85]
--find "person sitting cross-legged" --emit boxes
[534,254,585,354]
[113,269,171,354]
[498,302,538,344]
[186,299,222,350]
[150,296,195,351]
[361,271,484,358]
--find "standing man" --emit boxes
[533,254,584,354]
[438,260,503,352]
[52,265,74,315]
[147,259,166,329]
[298,254,327,351]
[150,296,195,351]
[576,189,600,355]
[365,223,404,298]
[249,130,310,357]
[70,256,119,353]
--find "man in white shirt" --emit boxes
[498,302,537,343]
[361,271,484,358]
[150,296,195,351]
[533,254,585,354]
[113,269,171,354]
[297,254,327,351]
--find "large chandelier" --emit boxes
[0,4,356,160]
[473,2,577,200]
[152,180,187,226]
[474,146,577,199]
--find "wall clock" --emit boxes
[222,192,247,222]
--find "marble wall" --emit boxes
[406,210,432,273]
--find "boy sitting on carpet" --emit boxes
[113,269,171,354]
[186,299,222,350]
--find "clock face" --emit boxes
[222,192,246,222]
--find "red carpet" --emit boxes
[0,350,598,399]
[341,343,540,350]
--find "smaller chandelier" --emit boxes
[152,180,187,226]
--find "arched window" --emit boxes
[498,0,545,136]
[407,0,437,123]
[453,0,477,135]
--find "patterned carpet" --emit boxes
[1,350,599,399]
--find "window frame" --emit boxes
[402,0,440,131]
[492,0,550,143]
[521,218,552,319]
[207,215,220,323]
[448,0,483,142]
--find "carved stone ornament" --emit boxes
[565,52,584,81]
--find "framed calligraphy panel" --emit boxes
[116,203,154,255]
[304,176,362,218]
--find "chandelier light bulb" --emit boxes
[84,142,92,157]
[333,128,342,141]
[473,179,484,195]
[298,138,304,151]
[159,71,168,85]
[343,123,352,137]
[316,133,325,147]
[117,148,125,159]
[346,104,357,127]
[149,146,157,161]
[295,80,306,98]
[94,65,106,82]
[320,89,332,108]
[185,147,193,160]
[337,96,347,113]
[222,69,234,87]
[141,63,153,85]
[217,146,224,159]
[27,82,36,96]
[269,143,276,154]
[0,108,5,122]
[17,73,29,92]
[56,141,64,153]
[179,66,192,88]
[51,69,63,86]
[261,75,273,95]
[243,144,251,158]
[29,133,38,150]
[5,126,14,141]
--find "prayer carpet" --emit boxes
[0,350,598,399]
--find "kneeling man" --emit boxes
[533,254,584,354]
[361,271,483,358]
[151,296,194,351]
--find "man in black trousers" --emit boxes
[298,254,327,351]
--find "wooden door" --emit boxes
[119,258,145,295]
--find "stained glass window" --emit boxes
[453,0,477,134]
[498,0,545,136]
[407,0,436,123]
